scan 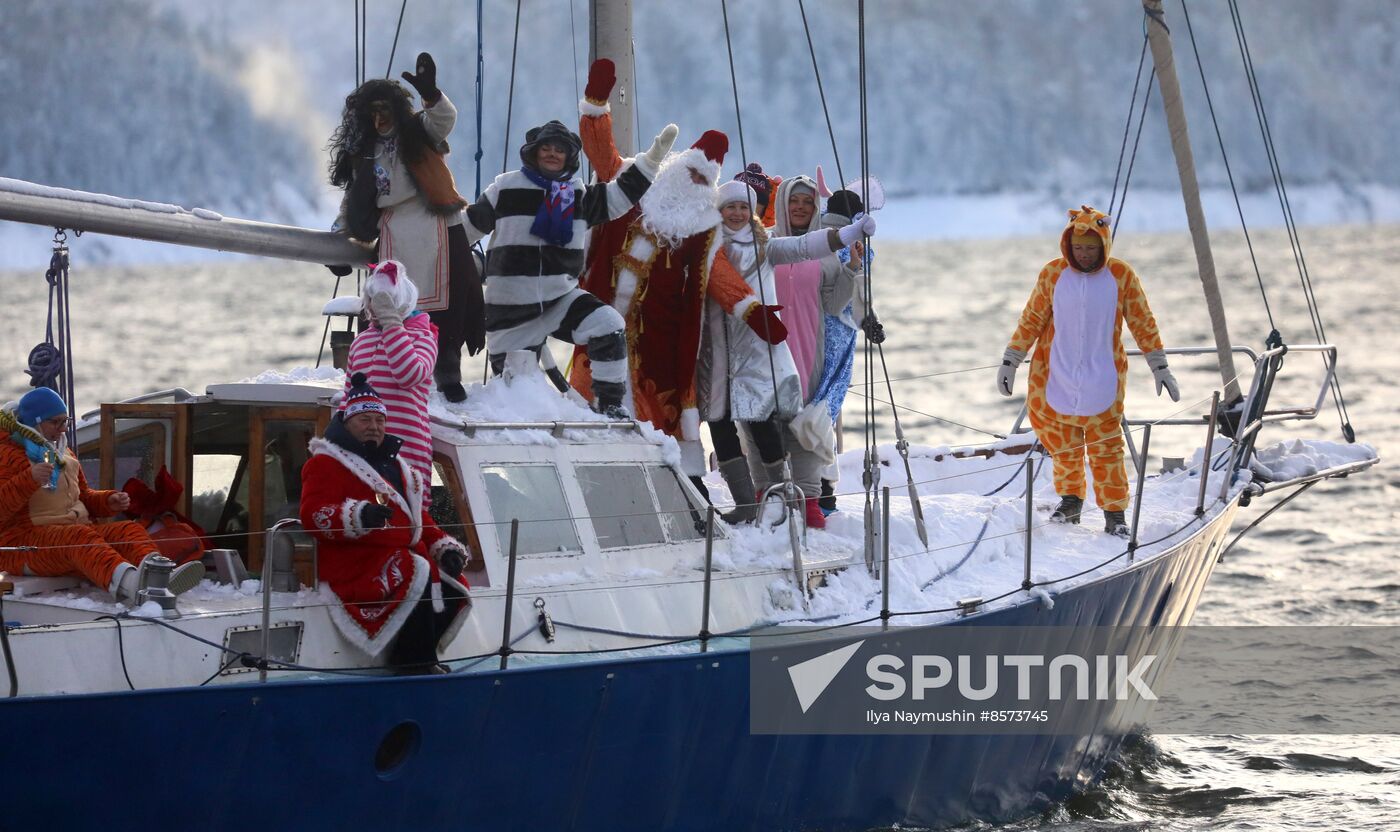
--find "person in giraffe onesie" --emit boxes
[997,205,1180,536]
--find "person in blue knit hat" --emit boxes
[0,387,205,604]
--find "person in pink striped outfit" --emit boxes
[346,260,437,501]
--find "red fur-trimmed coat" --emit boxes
[300,437,470,657]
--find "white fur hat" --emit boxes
[715,180,756,210]
[363,260,418,316]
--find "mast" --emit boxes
[1142,0,1243,405]
[0,178,368,266]
[589,0,635,156]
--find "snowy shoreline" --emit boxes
[0,183,1395,270]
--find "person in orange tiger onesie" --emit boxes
[0,387,204,603]
[998,206,1180,536]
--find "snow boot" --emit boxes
[804,497,827,530]
[718,457,759,525]
[592,396,630,420]
[819,478,838,515]
[1049,495,1083,524]
[1103,510,1130,538]
[439,382,467,404]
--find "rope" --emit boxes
[1179,0,1276,336]
[384,0,410,77]
[28,234,77,446]
[1226,0,1352,441]
[500,0,523,175]
[797,0,844,184]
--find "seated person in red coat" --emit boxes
[0,387,204,604]
[300,373,470,673]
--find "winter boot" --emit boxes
[819,479,838,515]
[718,457,759,525]
[1103,510,1130,538]
[1049,495,1083,524]
[439,382,468,404]
[804,497,827,530]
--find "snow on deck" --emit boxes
[703,436,1377,628]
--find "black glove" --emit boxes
[400,52,439,104]
[861,313,886,344]
[327,264,353,277]
[438,546,467,579]
[359,502,394,529]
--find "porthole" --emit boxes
[374,720,422,779]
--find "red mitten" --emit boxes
[585,59,616,105]
[744,304,788,344]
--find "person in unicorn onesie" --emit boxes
[745,174,875,529]
[998,205,1180,536]
[345,259,437,502]
[0,387,204,605]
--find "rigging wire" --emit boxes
[1111,65,1154,240]
[797,0,844,185]
[1108,28,1149,217]
[1178,0,1276,337]
[385,0,409,77]
[1225,0,1352,441]
[718,0,788,435]
[500,0,524,175]
[473,0,486,198]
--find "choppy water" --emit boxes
[0,223,1395,829]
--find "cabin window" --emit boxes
[576,465,666,549]
[429,461,463,531]
[261,420,315,526]
[79,420,166,489]
[480,464,581,556]
[648,465,708,542]
[190,453,243,535]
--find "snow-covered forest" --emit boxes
[1,0,1397,263]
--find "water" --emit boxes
[0,223,1395,829]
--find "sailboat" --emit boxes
[0,1,1378,829]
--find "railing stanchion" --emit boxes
[1022,456,1034,591]
[699,506,715,653]
[1128,424,1153,559]
[259,518,302,683]
[499,519,520,671]
[880,486,891,628]
[1197,391,1221,517]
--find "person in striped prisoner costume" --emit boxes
[0,388,204,603]
[346,260,437,498]
[997,205,1181,536]
[460,113,679,417]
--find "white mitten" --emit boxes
[635,123,679,178]
[837,212,878,247]
[1144,349,1180,402]
[368,290,404,330]
[997,348,1026,397]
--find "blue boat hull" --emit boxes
[1,506,1232,831]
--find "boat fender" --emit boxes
[534,597,556,643]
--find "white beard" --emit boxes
[638,151,721,246]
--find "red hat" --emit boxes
[690,131,728,165]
